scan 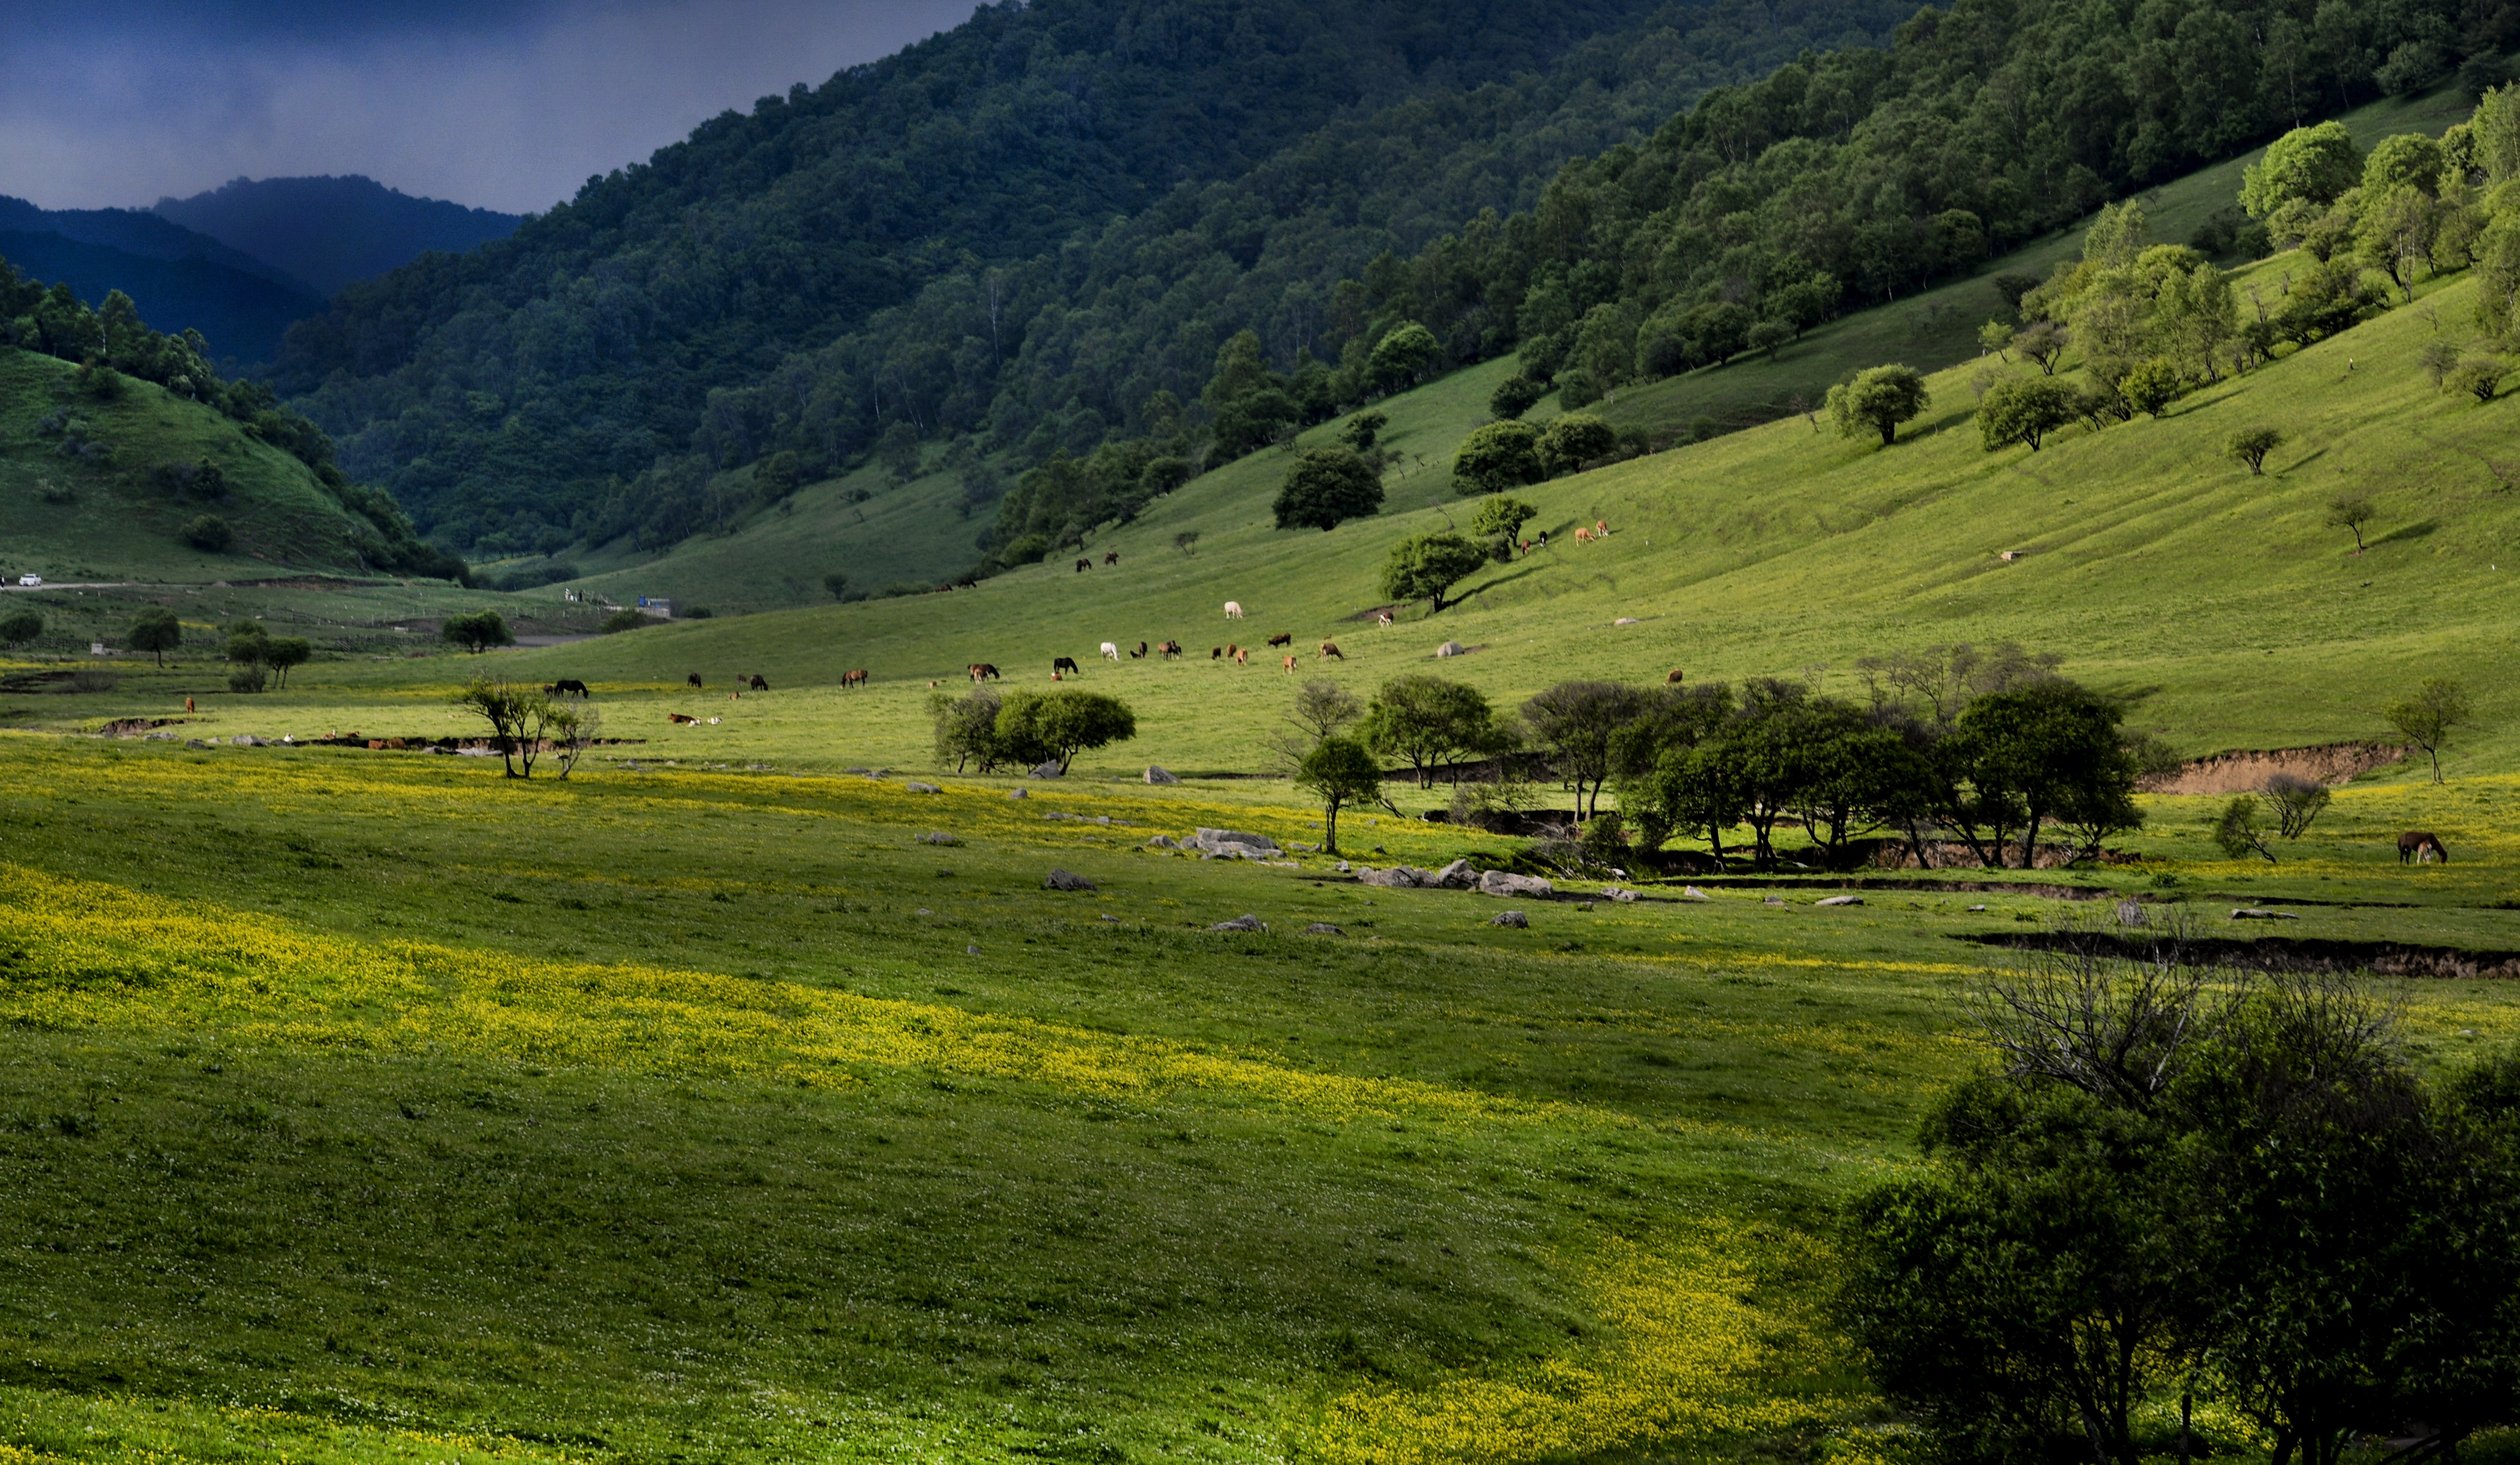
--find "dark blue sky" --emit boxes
[2,0,974,214]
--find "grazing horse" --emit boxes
[688,673,704,689]
[1266,632,1293,648]
[2399,831,2450,864]
[1319,640,1343,660]
[1667,668,1686,684]
[1224,601,1243,619]
[184,696,195,713]
[667,712,699,724]
[1103,551,1120,566]
[1053,656,1081,676]
[747,674,769,691]
[841,669,869,689]
[969,663,1001,682]
[1075,559,1092,573]
[1573,526,1595,544]
[1130,640,1148,659]
[1211,646,1224,660]
[1100,641,1122,662]
[1232,646,1248,665]
[1282,655,1299,673]
[1159,640,1182,658]
[545,679,591,697]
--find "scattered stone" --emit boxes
[1680,886,1711,901]
[1436,858,1478,889]
[966,944,982,956]
[845,767,871,775]
[916,908,933,916]
[1190,827,1280,855]
[1358,865,1436,888]
[1576,901,1595,911]
[1815,895,1863,907]
[1146,835,1181,849]
[1095,815,1111,825]
[903,781,940,793]
[2231,907,2300,920]
[1007,788,1028,799]
[1601,887,1640,902]
[1434,641,1466,657]
[1207,913,1268,933]
[1044,869,1097,891]
[1029,761,1065,778]
[1490,910,1529,928]
[2116,899,2147,927]
[1613,617,1640,625]
[231,734,259,746]
[1144,766,1180,785]
[1335,860,1351,873]
[916,832,960,845]
[1478,870,1553,898]
[185,738,211,749]
[1303,922,1345,936]
[1099,913,1120,923]
[1762,895,1786,906]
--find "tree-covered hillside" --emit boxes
[272,0,1917,557]
[155,176,523,298]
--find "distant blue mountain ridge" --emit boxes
[154,176,522,297]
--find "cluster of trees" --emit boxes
[1843,943,2520,1464]
[441,611,516,655]
[0,259,465,582]
[0,609,43,650]
[927,687,1137,775]
[221,621,313,694]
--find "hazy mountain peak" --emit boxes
[153,175,522,296]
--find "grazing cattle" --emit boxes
[1282,655,1298,673]
[1211,646,1224,660]
[2399,831,2450,864]
[1667,668,1686,684]
[1319,640,1343,660]
[1518,539,1533,557]
[184,696,195,713]
[748,674,769,691]
[1233,646,1248,665]
[730,692,741,701]
[969,663,1001,682]
[688,673,704,689]
[1052,670,1064,681]
[1573,526,1595,544]
[1266,632,1293,647]
[1595,519,1610,537]
[1375,610,1393,627]
[929,680,940,689]
[1535,530,1549,549]
[667,712,699,724]
[1103,551,1119,566]
[1224,601,1243,619]
[841,669,870,689]
[1100,641,1121,662]
[545,678,591,697]
[1159,640,1182,658]
[1053,656,1081,676]
[1076,559,1092,573]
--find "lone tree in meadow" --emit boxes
[2448,357,2506,403]
[1296,736,1382,855]
[1380,532,1490,614]
[1272,446,1385,531]
[2010,320,2070,374]
[994,688,1136,773]
[128,607,182,667]
[2385,677,2474,783]
[2227,427,2284,474]
[0,608,42,649]
[441,610,515,654]
[1337,411,1388,453]
[452,677,570,779]
[2325,492,2378,552]
[1977,376,2080,452]
[1827,365,1931,446]
[1359,675,1504,786]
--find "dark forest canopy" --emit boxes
[274,0,2512,563]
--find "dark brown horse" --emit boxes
[2399,831,2450,864]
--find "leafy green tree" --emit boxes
[1272,446,1384,531]
[2325,491,2377,551]
[1337,410,1388,452]
[225,625,270,673]
[1522,681,1649,819]
[2011,319,2070,374]
[1379,532,1488,615]
[1450,420,1545,495]
[2240,121,2364,218]
[2263,772,2332,839]
[2385,676,2474,782]
[1976,319,2014,357]
[1826,365,1930,446]
[754,450,804,502]
[1366,322,1440,393]
[2213,793,2276,860]
[600,608,650,633]
[2448,357,2506,402]
[1359,675,1501,787]
[451,677,567,778]
[128,608,181,666]
[2227,426,2284,474]
[2118,357,2185,416]
[1295,736,1382,854]
[441,611,515,655]
[823,573,849,600]
[1537,413,1617,475]
[1488,376,1547,420]
[1555,367,1604,409]
[1932,681,2137,869]
[876,422,923,484]
[1977,375,2080,452]
[1469,495,1536,545]
[0,609,42,648]
[262,637,312,689]
[928,688,1006,772]
[181,515,234,553]
[993,689,1135,773]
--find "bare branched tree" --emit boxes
[1963,911,2228,1109]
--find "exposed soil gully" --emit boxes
[1958,931,2520,980]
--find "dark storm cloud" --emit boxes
[0,0,976,214]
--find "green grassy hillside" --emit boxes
[0,349,392,582]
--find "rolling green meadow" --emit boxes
[15,83,2520,1462]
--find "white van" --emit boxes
[16,575,39,587]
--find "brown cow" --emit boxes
[1667,668,1685,684]
[1104,551,1120,566]
[1573,526,1595,544]
[688,672,703,689]
[1319,640,1343,660]
[184,696,195,713]
[841,669,870,689]
[667,712,699,724]
[2399,831,2450,864]
[969,663,1001,682]
[1595,518,1610,537]
[1053,656,1081,676]
[1517,539,1532,557]
[1282,655,1298,673]
[1232,646,1248,665]
[1266,632,1293,647]
[748,674,769,691]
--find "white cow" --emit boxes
[1100,641,1122,662]
[1224,601,1244,619]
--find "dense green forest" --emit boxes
[277,0,2516,568]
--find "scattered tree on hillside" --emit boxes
[263,637,312,689]
[1976,320,2013,359]
[1337,411,1388,453]
[1977,376,2080,452]
[2385,676,2474,783]
[600,608,650,633]
[1523,681,1650,819]
[2214,792,2278,860]
[1272,446,1385,531]
[1173,530,1199,556]
[2011,320,2070,374]
[2263,772,2333,839]
[1366,322,1441,394]
[1359,676,1505,787]
[441,611,515,654]
[127,608,182,666]
[823,573,849,600]
[1451,420,1546,494]
[2241,121,2365,222]
[2118,357,2186,416]
[1295,737,1382,854]
[181,515,234,553]
[1826,365,1930,446]
[1470,495,1537,561]
[2449,356,2507,401]
[0,609,42,648]
[993,689,1135,773]
[1488,376,1547,420]
[929,687,1008,771]
[1379,532,1488,613]
[2325,491,2378,552]
[1537,413,1617,476]
[2421,338,2463,387]
[2227,427,2284,474]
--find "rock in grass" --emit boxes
[1435,641,1466,657]
[1044,869,1097,891]
[1358,865,1434,888]
[2116,900,2147,927]
[1099,913,1121,923]
[1303,922,1345,936]
[2231,907,2299,920]
[1478,870,1553,898]
[1144,766,1180,785]
[966,944,981,955]
[1208,913,1267,933]
[1614,617,1640,625]
[904,781,940,793]
[1681,886,1711,901]
[916,832,960,845]
[1815,894,1863,907]
[1029,761,1065,778]
[1601,887,1640,902]
[1437,858,1479,889]
[1491,910,1529,928]
[1007,787,1028,799]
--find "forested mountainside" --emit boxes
[271,0,1914,558]
[279,0,2513,566]
[155,176,523,298]
[0,232,327,367]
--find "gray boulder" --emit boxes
[1435,641,1466,658]
[2116,900,2147,927]
[1146,835,1181,849]
[1436,858,1477,889]
[1302,923,1345,936]
[1192,827,1279,854]
[1029,761,1065,778]
[1007,787,1028,799]
[185,738,212,749]
[1207,913,1268,933]
[915,832,961,845]
[1490,910,1529,928]
[1144,766,1180,785]
[1601,887,1640,902]
[1815,894,1863,907]
[1043,869,1097,891]
[1478,870,1553,898]
[1357,865,1435,889]
[1681,886,1712,901]
[903,781,940,793]
[2231,907,2300,920]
